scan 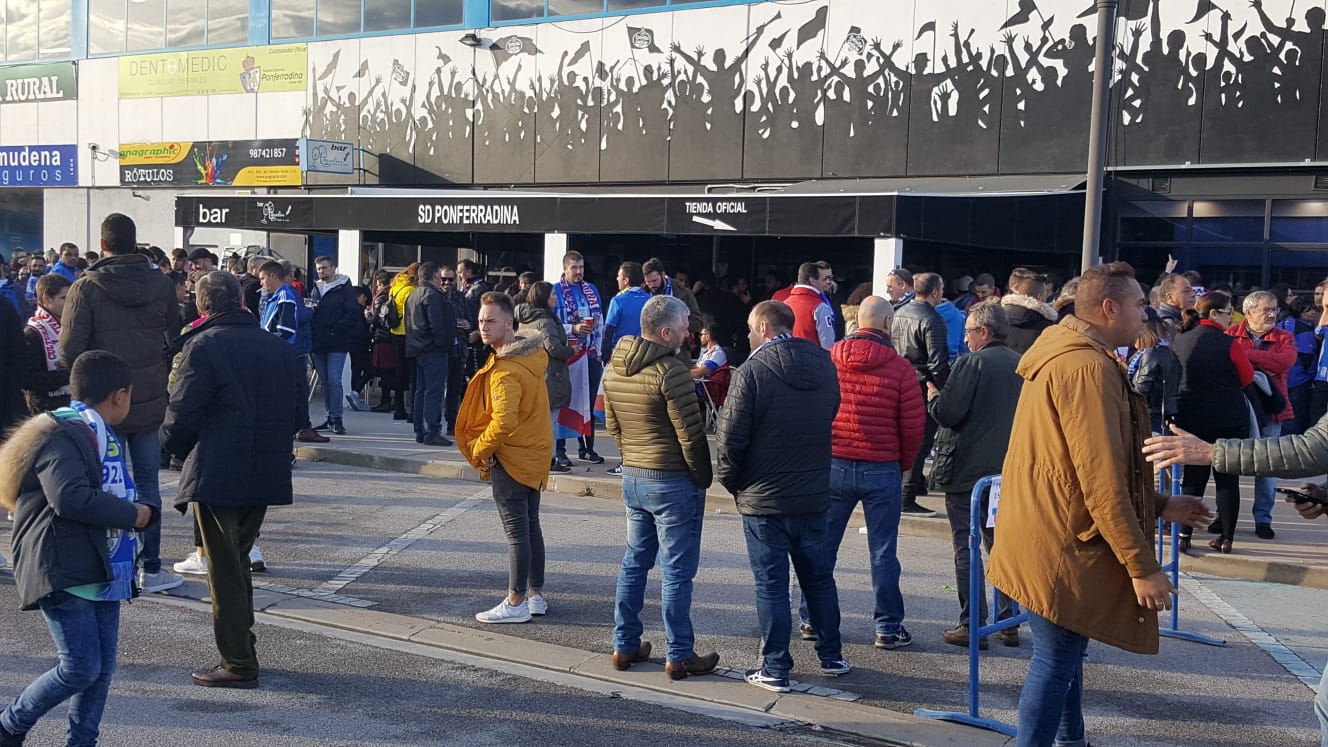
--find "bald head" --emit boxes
[857,295,892,332]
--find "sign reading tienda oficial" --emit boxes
[118,44,307,98]
[120,140,301,187]
[0,62,76,104]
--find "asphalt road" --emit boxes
[1,462,1323,746]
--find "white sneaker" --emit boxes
[173,551,208,576]
[139,569,184,593]
[475,598,532,624]
[527,594,548,616]
[249,545,266,573]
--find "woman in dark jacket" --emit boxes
[516,282,574,473]
[1128,313,1181,433]
[1171,291,1254,553]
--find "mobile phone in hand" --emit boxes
[1275,487,1328,507]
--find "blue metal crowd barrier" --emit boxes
[1155,464,1226,647]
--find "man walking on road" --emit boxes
[928,301,1023,649]
[60,213,182,593]
[310,256,361,435]
[717,300,849,693]
[892,272,951,517]
[798,296,923,650]
[602,295,719,680]
[162,271,301,689]
[406,262,456,447]
[989,262,1212,747]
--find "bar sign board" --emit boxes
[299,139,355,174]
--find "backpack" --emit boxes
[376,293,401,332]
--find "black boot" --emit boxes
[0,720,25,747]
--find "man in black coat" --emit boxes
[310,256,362,435]
[891,272,951,516]
[999,269,1058,355]
[0,291,25,435]
[406,262,457,446]
[927,301,1024,649]
[716,300,848,693]
[162,271,300,690]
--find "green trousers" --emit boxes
[195,504,267,677]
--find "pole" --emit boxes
[1081,0,1118,272]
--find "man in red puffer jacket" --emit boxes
[1226,290,1297,539]
[798,295,925,650]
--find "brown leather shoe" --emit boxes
[296,428,330,444]
[664,651,720,680]
[191,666,259,689]
[611,641,652,671]
[995,627,1021,647]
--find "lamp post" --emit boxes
[1081,0,1118,272]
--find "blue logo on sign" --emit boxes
[0,145,77,187]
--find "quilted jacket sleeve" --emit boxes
[1213,415,1328,478]
[662,362,712,488]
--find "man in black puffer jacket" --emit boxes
[716,300,848,694]
[162,271,300,690]
[891,272,950,516]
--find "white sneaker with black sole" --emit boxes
[173,551,208,576]
[249,545,266,573]
[527,594,548,616]
[475,598,532,624]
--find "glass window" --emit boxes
[413,0,460,28]
[608,0,663,9]
[270,0,314,38]
[39,0,73,57]
[206,0,247,45]
[1270,200,1328,244]
[1191,199,1265,243]
[127,0,165,50]
[167,0,205,46]
[7,0,39,60]
[87,0,125,54]
[491,0,543,22]
[364,0,408,31]
[317,0,360,35]
[549,0,599,15]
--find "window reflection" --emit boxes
[491,0,543,22]
[127,0,165,50]
[39,0,73,56]
[607,0,662,10]
[7,0,39,60]
[317,0,359,36]
[271,0,314,38]
[206,0,247,44]
[549,0,598,15]
[167,0,205,46]
[364,0,408,32]
[88,0,125,54]
[413,0,460,28]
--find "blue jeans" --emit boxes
[412,351,448,438]
[312,351,347,419]
[743,513,843,677]
[799,459,905,635]
[1252,420,1282,525]
[1315,658,1328,747]
[1017,611,1089,747]
[613,470,704,664]
[0,595,120,746]
[122,429,162,573]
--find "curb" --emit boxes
[294,445,1324,591]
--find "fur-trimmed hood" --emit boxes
[1001,293,1059,322]
[0,414,61,510]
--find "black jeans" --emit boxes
[195,504,267,677]
[1182,464,1242,541]
[412,351,448,438]
[904,411,939,503]
[492,460,545,595]
[391,335,411,415]
[445,352,465,429]
[943,491,1012,627]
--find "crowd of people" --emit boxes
[3,216,1328,747]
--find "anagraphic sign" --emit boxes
[120,139,301,187]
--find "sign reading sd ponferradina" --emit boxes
[0,62,77,104]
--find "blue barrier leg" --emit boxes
[1156,465,1226,647]
[915,476,1020,737]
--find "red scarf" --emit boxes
[27,306,60,371]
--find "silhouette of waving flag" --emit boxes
[915,20,936,40]
[1001,0,1040,30]
[767,29,790,51]
[488,35,541,67]
[1185,0,1222,24]
[626,26,662,54]
[317,49,340,81]
[796,6,828,48]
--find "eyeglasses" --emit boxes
[440,277,456,283]
[963,327,984,334]
[1215,308,1233,314]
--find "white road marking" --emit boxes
[1180,574,1323,689]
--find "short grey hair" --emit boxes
[195,270,243,315]
[968,300,1009,340]
[640,295,688,338]
[247,254,267,273]
[1242,290,1278,312]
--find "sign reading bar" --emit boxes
[120,139,301,187]
[119,44,307,99]
[299,138,355,174]
[0,62,76,104]
[0,145,77,187]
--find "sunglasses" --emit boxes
[441,277,456,283]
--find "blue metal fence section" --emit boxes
[1155,464,1226,648]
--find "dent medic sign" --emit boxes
[118,44,307,98]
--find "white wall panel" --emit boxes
[256,90,305,139]
[36,101,79,145]
[161,96,210,140]
[206,93,258,139]
[77,58,121,187]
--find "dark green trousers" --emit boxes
[195,504,267,677]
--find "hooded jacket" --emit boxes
[456,335,554,491]
[59,254,180,434]
[716,335,839,515]
[830,329,925,466]
[388,272,415,336]
[516,303,574,410]
[405,281,457,358]
[603,335,712,488]
[161,311,301,512]
[2,414,143,610]
[988,316,1170,655]
[1001,293,1058,355]
[928,341,1023,493]
[311,275,364,354]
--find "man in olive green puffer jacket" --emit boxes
[601,295,718,682]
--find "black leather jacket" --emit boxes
[890,300,951,389]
